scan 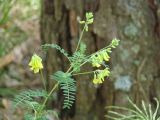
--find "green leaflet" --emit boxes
[69,51,86,72]
[24,113,34,120]
[24,113,48,120]
[13,89,48,109]
[42,44,69,59]
[51,71,76,109]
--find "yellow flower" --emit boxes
[28,54,43,73]
[101,51,110,62]
[91,50,110,68]
[93,74,103,84]
[92,68,110,84]
[92,62,101,68]
[93,78,103,84]
[91,56,102,67]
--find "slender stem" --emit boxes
[75,24,86,51]
[66,66,72,73]
[40,70,46,90]
[34,78,59,119]
[37,82,59,116]
[72,71,95,76]
[38,64,73,114]
[67,24,86,74]
[34,111,37,120]
[42,82,59,109]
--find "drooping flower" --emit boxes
[93,74,102,84]
[91,50,110,67]
[92,68,110,84]
[101,51,110,62]
[91,56,101,67]
[90,38,120,68]
[28,54,43,73]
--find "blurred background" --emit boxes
[0,0,160,120]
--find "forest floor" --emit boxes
[0,1,43,119]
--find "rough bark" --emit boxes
[41,0,160,120]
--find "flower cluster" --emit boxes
[28,54,43,73]
[91,38,120,68]
[91,50,110,67]
[79,12,94,31]
[111,38,120,48]
[91,38,120,84]
[93,68,110,84]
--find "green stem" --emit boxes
[72,71,95,76]
[37,82,59,117]
[75,24,86,51]
[38,65,73,115]
[34,111,37,120]
[67,24,86,74]
[40,70,46,90]
[66,66,72,73]
[42,82,59,110]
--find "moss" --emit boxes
[131,44,140,54]
[124,23,139,39]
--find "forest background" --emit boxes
[0,0,160,120]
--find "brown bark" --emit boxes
[41,0,160,120]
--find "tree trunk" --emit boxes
[41,0,160,120]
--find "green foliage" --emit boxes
[106,98,160,120]
[24,113,48,120]
[51,71,76,109]
[24,110,59,120]
[0,88,17,97]
[13,89,47,109]
[79,42,87,53]
[13,12,120,120]
[42,44,69,59]
[14,90,50,120]
[24,113,34,120]
[0,0,14,25]
[69,42,87,72]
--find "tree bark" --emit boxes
[41,0,160,120]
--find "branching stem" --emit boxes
[72,71,95,76]
[71,43,113,73]
[37,82,59,116]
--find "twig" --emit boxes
[136,57,148,102]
